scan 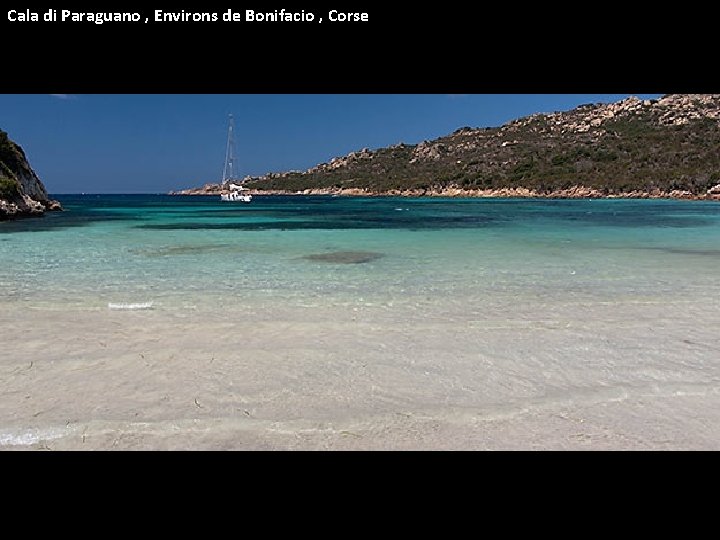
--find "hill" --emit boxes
[174,94,720,199]
[0,129,61,219]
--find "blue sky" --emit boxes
[0,94,662,194]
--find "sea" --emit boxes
[2,195,720,449]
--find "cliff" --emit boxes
[174,94,720,199]
[0,129,61,219]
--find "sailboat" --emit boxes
[220,185,252,202]
[219,114,252,203]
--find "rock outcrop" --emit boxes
[0,129,61,219]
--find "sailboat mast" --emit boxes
[222,114,236,184]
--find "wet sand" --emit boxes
[3,296,719,450]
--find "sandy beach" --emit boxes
[3,293,720,450]
[3,195,720,450]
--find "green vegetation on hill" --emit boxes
[246,95,720,194]
[0,176,20,199]
[0,129,22,199]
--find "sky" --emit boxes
[0,94,662,194]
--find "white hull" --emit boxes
[221,192,252,203]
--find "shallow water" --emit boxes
[2,195,720,449]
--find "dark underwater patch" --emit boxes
[575,214,712,228]
[302,251,384,264]
[6,195,719,235]
[644,247,720,257]
[128,243,234,257]
[0,207,142,234]
[137,213,498,231]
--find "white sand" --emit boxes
[2,295,720,450]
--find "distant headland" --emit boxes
[172,94,720,200]
[0,129,61,219]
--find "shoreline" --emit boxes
[0,196,62,221]
[171,184,720,201]
[4,192,720,450]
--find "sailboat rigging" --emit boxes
[219,114,252,203]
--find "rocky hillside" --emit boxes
[177,94,720,199]
[0,129,61,219]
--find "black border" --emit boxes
[2,4,717,92]
[7,451,716,518]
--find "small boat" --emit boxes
[219,114,252,203]
[221,184,252,203]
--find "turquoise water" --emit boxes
[3,195,720,448]
[2,195,720,311]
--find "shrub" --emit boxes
[0,176,20,199]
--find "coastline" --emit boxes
[0,196,62,220]
[4,194,720,450]
[1,129,62,221]
[171,184,720,201]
